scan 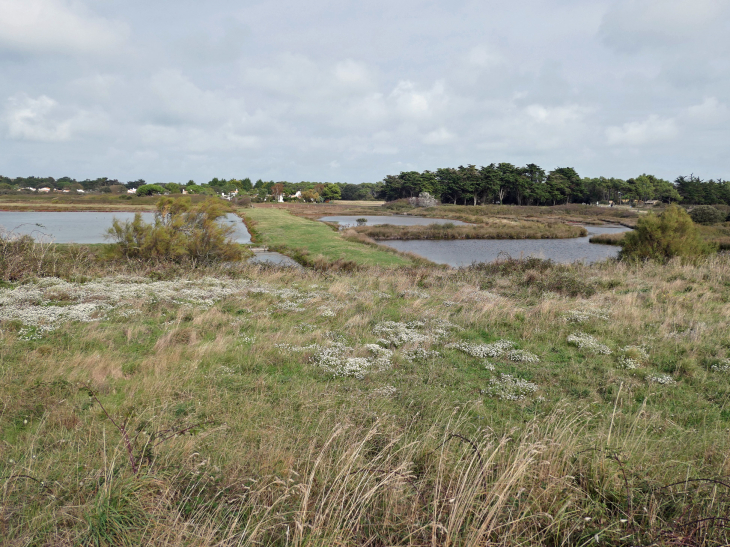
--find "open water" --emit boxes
[379,224,631,266]
[0,211,252,244]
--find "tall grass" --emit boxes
[2,246,730,544]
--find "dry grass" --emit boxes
[2,256,730,544]
[352,221,587,240]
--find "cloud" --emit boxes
[422,127,454,145]
[0,0,128,55]
[683,97,729,126]
[148,69,246,125]
[606,115,678,146]
[3,94,107,142]
[600,0,729,52]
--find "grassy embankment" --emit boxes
[352,221,586,240]
[2,251,730,545]
[0,193,214,212]
[242,207,416,268]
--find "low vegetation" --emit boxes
[2,253,730,545]
[352,220,587,240]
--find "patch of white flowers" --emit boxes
[310,343,392,379]
[567,332,612,355]
[483,374,539,401]
[564,308,610,323]
[447,339,516,359]
[370,385,397,397]
[710,359,730,373]
[507,349,540,363]
[617,356,641,370]
[0,276,327,331]
[372,321,432,347]
[647,374,676,386]
[616,346,649,369]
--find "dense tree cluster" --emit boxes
[2,169,728,205]
[378,165,729,206]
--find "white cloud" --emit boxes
[600,0,729,52]
[4,94,107,142]
[683,98,729,126]
[0,0,128,55]
[525,104,589,125]
[389,80,445,119]
[606,115,678,146]
[149,70,246,125]
[422,127,454,145]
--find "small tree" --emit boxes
[106,197,242,264]
[136,184,166,197]
[689,205,725,225]
[620,204,713,262]
[321,183,341,201]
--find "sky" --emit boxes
[1,0,729,184]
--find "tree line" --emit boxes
[3,168,729,205]
[380,165,730,206]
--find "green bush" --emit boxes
[620,204,713,262]
[689,205,725,225]
[106,197,242,264]
[135,184,166,197]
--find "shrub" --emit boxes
[689,205,725,225]
[135,184,166,197]
[106,197,242,264]
[620,205,713,262]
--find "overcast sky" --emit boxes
[1,0,728,184]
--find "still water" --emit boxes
[0,211,252,244]
[380,224,631,266]
[248,251,302,268]
[319,215,468,227]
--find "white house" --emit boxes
[127,188,137,194]
[38,187,51,193]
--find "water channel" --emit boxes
[0,211,252,244]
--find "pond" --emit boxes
[318,215,469,227]
[248,251,302,268]
[379,224,631,266]
[0,211,252,244]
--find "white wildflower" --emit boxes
[483,374,539,401]
[447,339,515,359]
[371,385,397,397]
[710,359,730,372]
[564,308,610,323]
[507,349,540,363]
[647,374,676,386]
[567,332,612,355]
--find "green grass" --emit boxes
[244,207,414,267]
[2,255,730,544]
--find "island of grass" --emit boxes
[242,206,417,268]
